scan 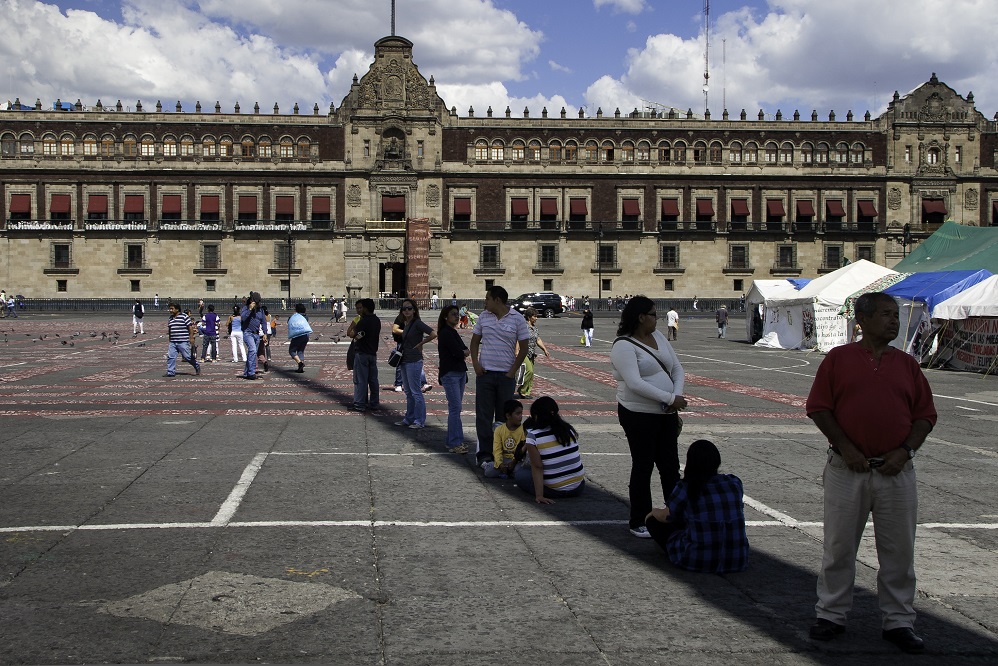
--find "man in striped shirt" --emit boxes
[470,285,531,466]
[165,302,201,377]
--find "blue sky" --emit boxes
[2,0,996,118]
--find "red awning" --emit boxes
[570,198,588,215]
[9,194,31,213]
[382,195,406,213]
[766,199,786,216]
[796,200,815,217]
[510,198,529,216]
[200,195,219,214]
[276,196,295,215]
[857,200,878,217]
[162,195,182,214]
[124,195,144,214]
[239,195,257,214]
[696,199,714,216]
[50,194,71,214]
[311,196,330,214]
[88,194,108,214]
[825,200,846,217]
[540,198,558,215]
[622,198,640,216]
[661,199,680,217]
[731,199,750,216]
[922,199,947,215]
[453,197,472,215]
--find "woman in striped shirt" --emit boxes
[514,396,585,504]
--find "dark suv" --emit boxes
[510,292,564,318]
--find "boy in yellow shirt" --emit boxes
[482,399,524,478]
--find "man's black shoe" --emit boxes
[882,627,924,653]
[809,618,845,641]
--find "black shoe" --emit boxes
[244,374,257,380]
[882,627,924,654]
[809,618,845,641]
[263,361,269,372]
[297,362,305,373]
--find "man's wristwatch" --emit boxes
[900,444,915,459]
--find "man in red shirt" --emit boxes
[805,292,936,654]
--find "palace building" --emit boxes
[1,34,996,301]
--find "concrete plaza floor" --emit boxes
[1,310,996,664]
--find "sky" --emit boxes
[1,0,997,119]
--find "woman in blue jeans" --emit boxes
[436,305,470,453]
[394,299,437,429]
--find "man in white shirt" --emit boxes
[666,307,680,340]
[470,285,531,466]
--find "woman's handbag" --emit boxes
[388,344,403,367]
[346,339,357,370]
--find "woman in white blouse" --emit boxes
[610,295,688,539]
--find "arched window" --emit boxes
[527,140,541,161]
[801,142,814,164]
[764,141,778,163]
[621,141,635,163]
[258,137,272,158]
[163,136,177,157]
[18,132,34,155]
[673,141,687,163]
[139,135,155,157]
[600,140,615,162]
[835,142,849,163]
[279,137,294,158]
[815,142,829,163]
[548,140,562,162]
[490,140,504,161]
[850,143,865,164]
[122,135,137,157]
[42,133,57,156]
[564,140,578,162]
[100,134,115,157]
[692,141,707,163]
[636,141,651,161]
[179,135,195,157]
[59,134,75,156]
[1,132,15,157]
[510,139,525,161]
[202,136,217,157]
[780,142,794,163]
[729,141,743,163]
[241,136,255,158]
[296,138,310,158]
[585,140,599,162]
[709,141,723,163]
[744,142,757,163]
[657,140,671,163]
[474,139,488,160]
[219,136,233,157]
[927,147,940,164]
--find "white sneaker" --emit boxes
[394,386,404,393]
[629,526,652,538]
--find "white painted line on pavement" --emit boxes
[211,452,269,526]
[926,435,998,459]
[932,393,998,408]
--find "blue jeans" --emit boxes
[353,352,380,409]
[201,335,218,360]
[166,341,199,375]
[400,360,426,426]
[395,362,427,388]
[475,371,515,462]
[514,465,585,498]
[243,332,260,377]
[440,371,467,448]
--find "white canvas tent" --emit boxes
[744,279,803,342]
[929,275,998,374]
[755,260,897,351]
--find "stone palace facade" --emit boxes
[2,35,997,300]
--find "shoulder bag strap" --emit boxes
[613,335,671,376]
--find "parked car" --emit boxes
[510,292,564,318]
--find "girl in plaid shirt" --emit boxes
[645,439,748,573]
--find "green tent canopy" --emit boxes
[894,221,998,273]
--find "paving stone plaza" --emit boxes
[1,311,996,664]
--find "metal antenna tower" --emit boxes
[391,0,396,36]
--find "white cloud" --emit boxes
[589,0,998,117]
[593,0,647,14]
[435,81,572,119]
[549,60,573,74]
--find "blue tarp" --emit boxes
[786,278,811,289]
[883,269,993,314]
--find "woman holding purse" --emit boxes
[610,295,687,539]
[394,299,436,429]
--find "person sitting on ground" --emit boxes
[645,439,749,573]
[483,399,524,478]
[514,396,585,503]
